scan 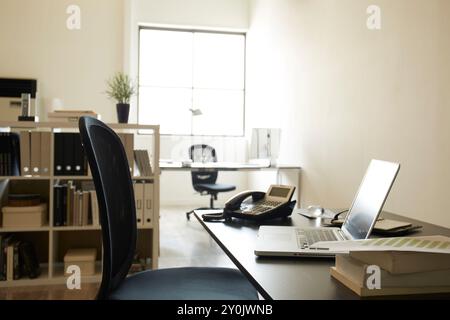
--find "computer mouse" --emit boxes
[307,205,324,218]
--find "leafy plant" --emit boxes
[105,72,136,104]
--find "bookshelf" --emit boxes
[0,121,160,288]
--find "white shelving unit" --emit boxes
[0,121,160,288]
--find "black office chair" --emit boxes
[78,117,258,300]
[185,144,236,220]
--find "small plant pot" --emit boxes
[116,103,130,123]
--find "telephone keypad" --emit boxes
[250,200,283,215]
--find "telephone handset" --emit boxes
[202,185,296,222]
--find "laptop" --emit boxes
[254,159,400,257]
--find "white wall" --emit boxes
[0,0,124,122]
[124,0,251,206]
[247,0,450,227]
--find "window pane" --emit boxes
[192,89,244,136]
[139,29,193,88]
[138,29,246,136]
[139,87,192,135]
[193,33,245,90]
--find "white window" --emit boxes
[138,28,246,136]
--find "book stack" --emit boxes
[0,235,41,281]
[134,150,152,176]
[330,235,450,297]
[0,132,20,176]
[48,110,100,123]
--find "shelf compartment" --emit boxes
[0,264,50,288]
[52,261,102,284]
[0,180,50,229]
[52,230,102,263]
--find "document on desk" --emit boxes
[310,235,450,254]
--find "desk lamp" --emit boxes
[189,108,203,136]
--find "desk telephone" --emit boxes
[202,185,296,222]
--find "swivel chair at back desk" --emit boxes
[185,144,236,220]
[78,117,258,300]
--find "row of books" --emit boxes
[53,181,154,227]
[53,181,99,227]
[0,234,41,281]
[331,235,450,296]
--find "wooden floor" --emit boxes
[0,206,233,300]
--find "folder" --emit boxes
[73,133,86,176]
[54,133,65,175]
[0,133,7,176]
[143,182,154,226]
[7,245,14,281]
[125,134,134,175]
[40,132,51,176]
[63,133,74,175]
[134,182,144,226]
[30,132,41,175]
[20,131,30,175]
[66,183,75,226]
[82,191,89,226]
[89,190,99,226]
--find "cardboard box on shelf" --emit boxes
[1,203,47,228]
[64,248,97,276]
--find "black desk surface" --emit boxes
[194,210,450,300]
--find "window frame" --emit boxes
[137,26,247,137]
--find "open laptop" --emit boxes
[255,159,400,257]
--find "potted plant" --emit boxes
[106,72,136,123]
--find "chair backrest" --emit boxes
[78,117,136,299]
[189,144,218,191]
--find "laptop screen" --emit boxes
[341,160,400,240]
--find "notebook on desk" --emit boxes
[254,159,401,257]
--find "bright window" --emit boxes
[138,28,246,136]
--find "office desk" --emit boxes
[160,161,301,171]
[194,210,450,300]
[160,162,302,206]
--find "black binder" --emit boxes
[63,133,74,175]
[9,133,21,176]
[0,133,21,176]
[73,133,86,176]
[54,133,65,176]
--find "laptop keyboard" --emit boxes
[296,229,343,249]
